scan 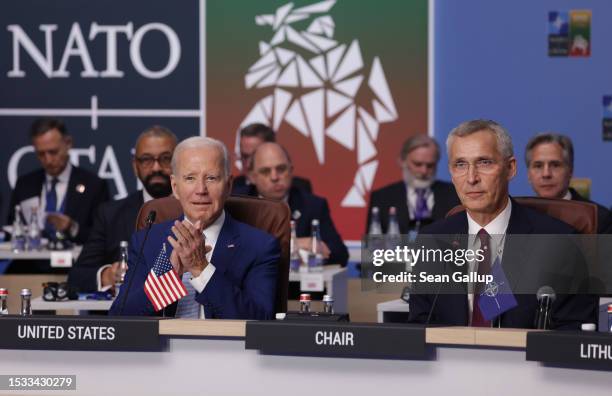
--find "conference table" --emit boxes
[1,318,611,396]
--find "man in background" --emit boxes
[366,135,460,234]
[68,126,177,292]
[8,118,109,245]
[526,132,612,233]
[232,123,311,195]
[249,142,348,266]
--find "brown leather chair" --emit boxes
[135,195,291,313]
[446,196,598,234]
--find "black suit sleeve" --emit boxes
[6,178,29,226]
[318,198,349,266]
[73,178,110,244]
[68,204,113,292]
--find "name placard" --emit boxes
[527,331,612,370]
[0,315,164,351]
[245,321,426,359]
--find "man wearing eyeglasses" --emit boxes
[232,123,312,195]
[248,142,348,266]
[525,132,612,233]
[68,126,177,293]
[408,119,596,329]
[365,135,460,235]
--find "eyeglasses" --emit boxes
[450,159,498,176]
[135,154,172,168]
[256,164,290,177]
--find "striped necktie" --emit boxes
[175,272,200,319]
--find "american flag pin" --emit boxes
[227,244,235,248]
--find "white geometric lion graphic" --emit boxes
[235,0,398,207]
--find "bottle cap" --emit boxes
[120,241,128,248]
[372,206,379,214]
[389,206,397,215]
[299,293,311,302]
[608,304,612,313]
[581,323,596,331]
[0,288,7,296]
[20,288,32,297]
[311,219,319,226]
[322,294,334,303]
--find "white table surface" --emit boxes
[0,242,82,262]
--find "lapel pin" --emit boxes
[227,244,235,248]
[292,210,301,220]
[76,184,86,193]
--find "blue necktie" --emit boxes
[175,272,200,319]
[45,178,58,213]
[44,178,59,237]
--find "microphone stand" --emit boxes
[118,211,156,315]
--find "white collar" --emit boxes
[467,197,512,236]
[185,210,226,248]
[46,162,72,184]
[562,190,572,200]
[142,188,154,203]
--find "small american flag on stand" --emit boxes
[144,243,187,311]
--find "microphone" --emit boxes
[425,236,459,325]
[118,210,156,315]
[534,286,556,330]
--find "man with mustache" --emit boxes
[232,123,312,195]
[68,126,177,292]
[365,135,460,234]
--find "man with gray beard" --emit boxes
[365,135,460,234]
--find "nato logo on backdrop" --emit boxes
[548,10,591,57]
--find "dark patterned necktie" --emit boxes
[414,188,430,221]
[472,228,491,327]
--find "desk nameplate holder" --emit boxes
[246,321,427,359]
[527,331,612,370]
[0,315,164,351]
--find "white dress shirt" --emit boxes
[35,163,78,237]
[183,210,225,319]
[465,198,512,322]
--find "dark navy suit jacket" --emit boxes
[68,192,144,292]
[408,199,597,330]
[569,188,612,234]
[237,185,348,266]
[365,180,460,234]
[8,166,109,243]
[287,187,348,266]
[109,213,280,320]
